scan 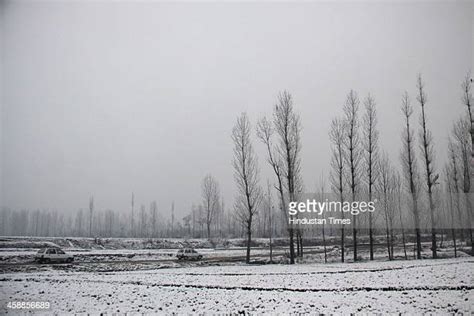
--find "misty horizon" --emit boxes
[1,1,473,217]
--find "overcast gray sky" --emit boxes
[1,0,473,217]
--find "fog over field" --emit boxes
[1,1,474,314]
[1,1,472,215]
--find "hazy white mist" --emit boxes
[1,1,473,216]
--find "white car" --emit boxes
[176,248,203,261]
[35,247,74,263]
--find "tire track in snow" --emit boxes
[2,276,473,293]
[146,283,474,293]
[148,259,474,276]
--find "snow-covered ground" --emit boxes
[0,236,287,251]
[2,235,464,265]
[0,236,295,265]
[1,257,472,314]
[1,236,472,313]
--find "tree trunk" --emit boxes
[269,233,273,263]
[341,227,345,263]
[340,191,345,263]
[398,202,408,260]
[415,227,422,259]
[385,225,391,260]
[322,223,327,263]
[289,227,295,264]
[413,197,422,259]
[465,194,474,253]
[369,213,374,260]
[246,220,252,264]
[299,233,304,258]
[296,230,301,257]
[428,193,437,258]
[401,228,407,260]
[452,227,457,258]
[390,227,394,260]
[353,214,357,262]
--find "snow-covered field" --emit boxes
[1,257,472,314]
[0,236,302,266]
[1,235,460,266]
[0,237,472,313]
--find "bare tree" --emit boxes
[378,153,396,260]
[452,116,473,249]
[318,173,328,263]
[89,196,94,237]
[264,180,274,262]
[75,209,83,236]
[329,117,346,262]
[105,209,114,237]
[232,112,262,263]
[446,143,459,257]
[183,214,192,236]
[343,90,361,262]
[138,205,147,237]
[274,92,302,261]
[257,116,289,257]
[201,174,220,238]
[461,74,474,253]
[220,198,226,237]
[149,201,158,238]
[462,73,473,173]
[257,92,301,264]
[197,204,205,237]
[394,171,408,260]
[362,94,379,260]
[400,92,422,259]
[417,74,438,259]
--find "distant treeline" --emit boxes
[2,73,473,264]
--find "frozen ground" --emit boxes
[0,236,301,266]
[1,235,468,265]
[0,236,290,251]
[1,257,472,314]
[0,236,472,313]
